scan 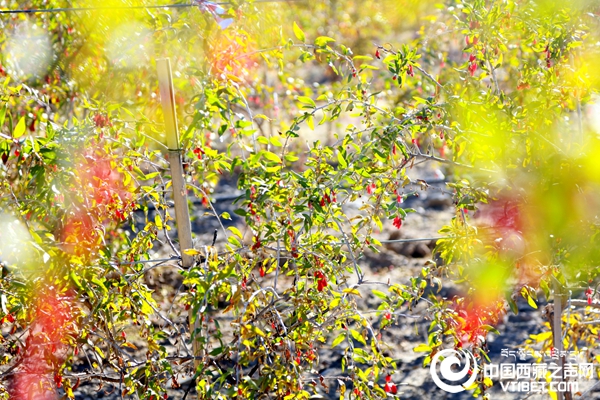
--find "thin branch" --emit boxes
[563,299,600,310]
[413,64,443,89]
[188,183,229,244]
[575,376,600,398]
[406,151,498,174]
[333,218,363,283]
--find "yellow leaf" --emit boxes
[183,248,200,256]
[262,150,282,164]
[13,117,25,138]
[122,342,138,350]
[529,331,552,342]
[330,297,341,308]
[94,346,105,359]
[254,114,271,121]
[228,226,243,239]
[226,74,242,83]
[293,21,305,42]
[245,324,266,338]
[332,333,345,348]
[413,343,432,352]
[154,214,163,229]
[343,287,361,297]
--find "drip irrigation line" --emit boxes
[379,236,444,244]
[0,3,190,14]
[0,0,302,15]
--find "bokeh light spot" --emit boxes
[4,21,52,78]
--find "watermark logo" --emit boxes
[430,348,479,393]
[430,347,595,395]
[487,348,593,394]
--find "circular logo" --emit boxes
[430,348,479,393]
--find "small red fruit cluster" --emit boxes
[193,147,204,159]
[586,287,594,305]
[314,270,327,292]
[384,375,397,394]
[320,190,336,206]
[248,185,261,222]
[468,54,477,77]
[465,35,479,47]
[93,113,111,128]
[251,235,262,251]
[544,44,552,68]
[366,182,376,195]
[0,313,15,324]
[393,216,402,230]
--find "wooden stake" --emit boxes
[157,58,201,380]
[552,278,570,400]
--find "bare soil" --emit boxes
[68,163,600,400]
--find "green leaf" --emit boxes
[350,329,366,345]
[69,271,84,290]
[526,295,538,309]
[270,136,283,146]
[92,277,108,295]
[508,297,519,315]
[228,236,241,247]
[13,117,25,138]
[480,325,500,335]
[315,36,335,47]
[297,96,316,108]
[337,151,348,169]
[233,208,248,217]
[228,226,243,239]
[0,104,7,129]
[262,151,282,164]
[133,166,147,180]
[293,21,305,42]
[306,114,314,130]
[332,333,345,348]
[422,355,431,367]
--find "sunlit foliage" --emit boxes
[0,0,599,399]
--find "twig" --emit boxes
[333,218,362,283]
[188,183,229,244]
[564,299,600,311]
[576,378,600,398]
[413,64,443,89]
[406,151,498,174]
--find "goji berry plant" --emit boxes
[0,0,599,399]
